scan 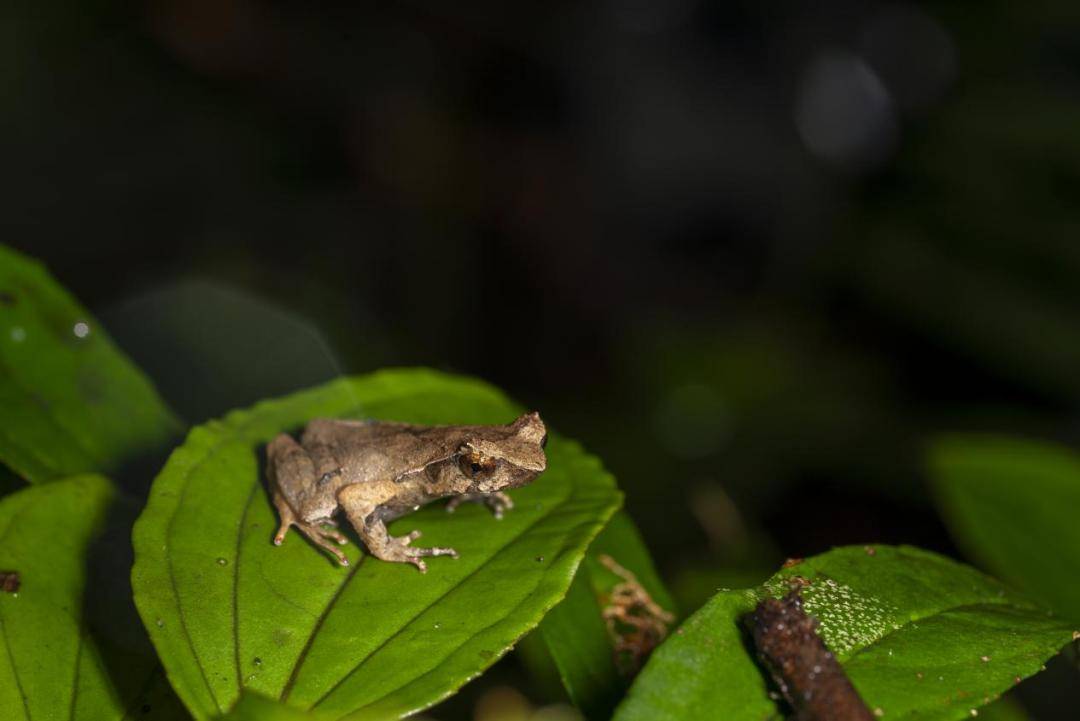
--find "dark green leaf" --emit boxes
[615,546,1075,721]
[0,245,182,483]
[978,698,1031,721]
[536,511,675,719]
[930,434,1080,621]
[0,474,188,720]
[132,369,622,720]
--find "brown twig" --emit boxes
[750,587,876,721]
[598,554,675,675]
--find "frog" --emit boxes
[266,412,547,571]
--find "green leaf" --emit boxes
[930,434,1080,621]
[132,369,622,720]
[614,545,1075,721]
[0,474,188,720]
[536,511,675,720]
[0,244,182,483]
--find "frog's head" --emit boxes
[457,412,547,493]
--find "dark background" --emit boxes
[8,1,1080,718]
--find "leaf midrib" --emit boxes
[308,478,577,713]
[343,507,592,721]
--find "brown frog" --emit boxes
[266,412,547,571]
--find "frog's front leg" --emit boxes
[445,491,514,519]
[338,485,458,573]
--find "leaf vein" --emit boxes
[233,482,260,692]
[0,610,32,721]
[341,510,587,719]
[278,557,365,702]
[159,394,369,713]
[67,629,83,721]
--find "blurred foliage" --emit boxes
[930,435,1080,622]
[0,245,182,484]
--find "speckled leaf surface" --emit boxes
[0,475,188,720]
[132,369,622,720]
[614,546,1074,721]
[930,435,1080,621]
[0,245,182,483]
[537,511,675,720]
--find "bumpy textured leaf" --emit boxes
[0,475,187,720]
[0,245,182,483]
[930,435,1080,621]
[615,546,1075,721]
[132,369,622,720]
[536,511,675,719]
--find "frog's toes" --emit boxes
[324,543,349,566]
[488,492,513,518]
[273,526,290,545]
[321,526,349,545]
[413,545,458,559]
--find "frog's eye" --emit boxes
[540,433,548,449]
[459,452,495,477]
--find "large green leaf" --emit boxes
[0,474,188,720]
[614,546,1075,721]
[132,369,622,720]
[930,435,1080,621]
[534,511,675,720]
[0,244,182,483]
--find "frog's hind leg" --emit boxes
[267,432,312,545]
[295,522,351,567]
[271,490,297,546]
